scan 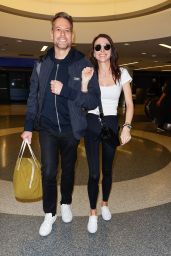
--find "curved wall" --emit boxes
[0,9,170,43]
[0,0,168,17]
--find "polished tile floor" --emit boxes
[0,104,171,256]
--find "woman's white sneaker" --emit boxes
[39,213,57,236]
[101,206,111,221]
[87,215,98,233]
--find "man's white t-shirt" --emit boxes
[88,68,132,116]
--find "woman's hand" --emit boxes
[82,67,94,83]
[120,126,131,145]
[51,80,63,95]
[81,67,94,92]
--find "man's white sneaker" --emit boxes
[87,215,98,234]
[101,206,112,221]
[61,204,72,223]
[39,213,57,237]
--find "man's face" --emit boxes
[51,17,73,50]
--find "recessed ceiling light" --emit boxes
[141,52,147,55]
[124,43,130,46]
[159,43,171,50]
[152,54,157,57]
[121,61,139,66]
[41,46,48,51]
[135,64,171,70]
[154,60,159,62]
[17,39,22,43]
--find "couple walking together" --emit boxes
[21,12,133,236]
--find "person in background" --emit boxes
[84,34,134,233]
[21,12,100,237]
[156,79,171,132]
[147,78,161,98]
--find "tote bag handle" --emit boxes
[17,140,38,170]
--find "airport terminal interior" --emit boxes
[0,1,171,256]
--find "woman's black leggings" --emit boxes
[84,114,118,209]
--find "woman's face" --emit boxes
[93,37,111,63]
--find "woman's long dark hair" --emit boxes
[90,34,121,83]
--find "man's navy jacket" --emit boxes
[24,47,100,140]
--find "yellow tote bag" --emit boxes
[13,140,42,201]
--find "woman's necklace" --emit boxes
[98,71,114,87]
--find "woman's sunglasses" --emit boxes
[94,44,111,51]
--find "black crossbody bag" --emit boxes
[98,100,120,146]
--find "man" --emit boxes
[156,79,171,131]
[21,12,100,236]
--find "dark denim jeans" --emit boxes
[39,129,79,215]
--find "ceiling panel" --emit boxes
[0,36,171,71]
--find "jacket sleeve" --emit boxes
[75,71,100,110]
[60,85,77,100]
[24,63,39,131]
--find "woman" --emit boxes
[84,34,134,233]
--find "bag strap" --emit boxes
[98,99,107,127]
[28,158,35,189]
[18,140,26,158]
[27,142,38,165]
[17,140,38,169]
[17,140,27,169]
[98,99,104,118]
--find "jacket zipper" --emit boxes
[54,64,61,133]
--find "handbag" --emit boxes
[13,140,42,201]
[98,100,120,146]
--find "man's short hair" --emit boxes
[51,12,73,31]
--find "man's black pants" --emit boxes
[39,130,79,215]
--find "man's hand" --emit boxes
[21,131,32,144]
[51,80,63,95]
